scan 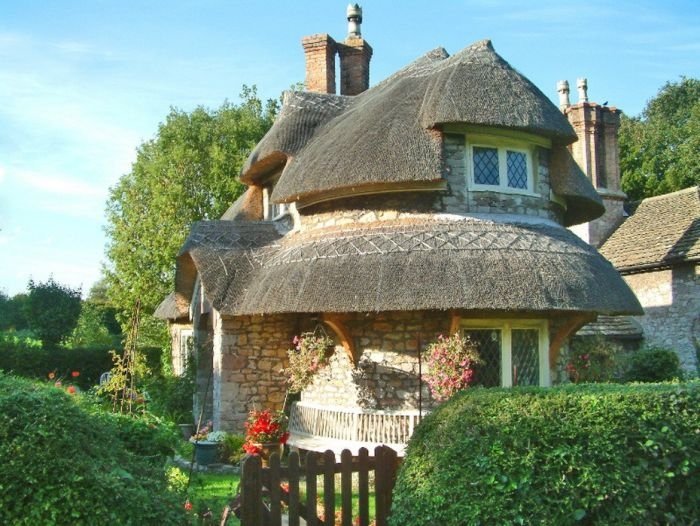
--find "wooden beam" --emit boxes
[549,313,596,366]
[322,313,357,364]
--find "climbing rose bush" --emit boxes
[423,333,481,401]
[283,332,334,393]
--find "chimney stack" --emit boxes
[560,78,626,247]
[301,5,372,96]
[337,4,373,95]
[302,34,337,94]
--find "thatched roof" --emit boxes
[177,217,642,317]
[576,315,643,340]
[240,40,599,223]
[601,186,700,272]
[154,292,190,321]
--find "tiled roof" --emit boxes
[576,315,643,340]
[600,186,700,271]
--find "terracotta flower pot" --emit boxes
[258,442,283,467]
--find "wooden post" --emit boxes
[288,452,300,526]
[269,453,282,526]
[241,455,262,526]
[323,450,336,526]
[341,449,353,526]
[306,453,319,526]
[358,448,370,526]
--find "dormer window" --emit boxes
[467,135,535,194]
[262,186,288,220]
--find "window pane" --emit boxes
[512,329,539,386]
[473,147,500,185]
[506,150,528,189]
[464,329,501,387]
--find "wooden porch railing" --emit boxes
[234,446,399,526]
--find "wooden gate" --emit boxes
[235,446,398,526]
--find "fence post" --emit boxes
[323,450,336,526]
[341,449,353,526]
[306,452,319,526]
[269,453,282,526]
[241,454,263,526]
[374,446,398,526]
[288,451,300,526]
[358,447,370,526]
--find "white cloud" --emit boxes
[13,168,105,198]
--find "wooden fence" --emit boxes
[233,446,399,526]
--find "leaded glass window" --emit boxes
[506,150,528,189]
[465,329,501,387]
[512,329,539,386]
[473,147,500,185]
[469,141,533,193]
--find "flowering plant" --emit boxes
[423,333,482,401]
[47,370,80,396]
[283,332,335,393]
[190,420,213,442]
[243,409,289,455]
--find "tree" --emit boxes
[25,277,82,347]
[104,86,277,336]
[620,77,700,202]
[0,292,30,331]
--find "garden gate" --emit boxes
[232,446,399,526]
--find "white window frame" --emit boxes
[175,329,193,376]
[467,135,536,195]
[262,186,289,221]
[460,319,550,387]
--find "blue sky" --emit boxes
[1,0,699,298]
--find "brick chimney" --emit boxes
[301,4,372,96]
[337,4,373,95]
[302,34,337,94]
[561,78,626,247]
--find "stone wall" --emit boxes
[212,313,296,433]
[302,311,449,410]
[624,264,699,371]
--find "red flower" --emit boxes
[184,500,193,511]
[67,386,76,395]
[71,371,80,377]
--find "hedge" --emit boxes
[390,382,700,526]
[0,372,187,525]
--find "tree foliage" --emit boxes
[25,277,82,348]
[104,86,277,330]
[620,77,700,202]
[0,292,30,331]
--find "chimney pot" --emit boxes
[347,4,363,38]
[557,80,570,109]
[577,77,588,103]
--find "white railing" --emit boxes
[287,401,428,456]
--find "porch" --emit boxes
[287,401,428,457]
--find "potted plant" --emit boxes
[283,332,335,393]
[190,421,226,466]
[242,409,289,466]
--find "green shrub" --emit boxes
[391,382,700,526]
[563,336,622,383]
[624,346,683,382]
[142,372,194,424]
[0,335,116,389]
[221,433,246,464]
[0,372,189,525]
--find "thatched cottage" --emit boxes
[157,7,641,453]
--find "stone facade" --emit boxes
[211,313,296,432]
[623,264,700,371]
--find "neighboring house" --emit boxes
[156,7,641,453]
[154,291,193,376]
[599,187,700,372]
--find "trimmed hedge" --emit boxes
[390,383,700,526]
[0,373,188,525]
